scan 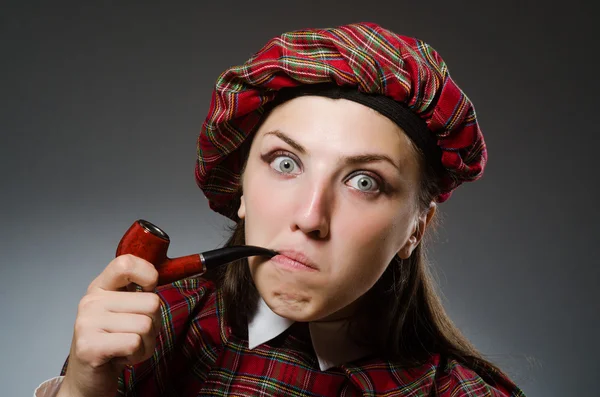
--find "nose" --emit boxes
[290,180,332,239]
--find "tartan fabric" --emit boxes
[59,278,526,396]
[195,22,487,218]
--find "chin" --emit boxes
[266,291,320,321]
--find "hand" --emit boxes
[57,254,161,397]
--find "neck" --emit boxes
[313,297,361,322]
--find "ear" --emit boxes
[237,195,246,220]
[397,201,437,259]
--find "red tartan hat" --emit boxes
[195,22,487,219]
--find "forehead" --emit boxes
[256,96,420,168]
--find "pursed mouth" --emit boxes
[271,250,319,271]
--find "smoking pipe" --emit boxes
[116,219,277,285]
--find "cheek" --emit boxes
[337,207,410,257]
[242,176,289,240]
[244,167,293,213]
[329,209,411,286]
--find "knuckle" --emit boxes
[148,274,159,288]
[114,254,136,275]
[125,334,143,356]
[74,335,94,361]
[146,294,161,313]
[139,316,153,335]
[74,316,90,335]
[149,265,159,281]
[78,294,97,312]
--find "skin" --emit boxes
[238,96,436,322]
[56,255,161,397]
[55,95,436,397]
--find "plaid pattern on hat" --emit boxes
[195,22,487,218]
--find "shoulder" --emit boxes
[433,356,526,397]
[154,276,221,339]
[155,276,217,308]
[343,354,525,397]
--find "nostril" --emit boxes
[309,230,322,239]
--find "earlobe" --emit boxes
[237,195,246,219]
[398,235,417,259]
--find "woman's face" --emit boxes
[239,96,433,322]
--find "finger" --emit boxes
[103,314,158,361]
[76,332,150,368]
[85,312,158,337]
[82,291,162,316]
[89,255,159,292]
[76,292,162,342]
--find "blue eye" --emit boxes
[270,155,301,175]
[346,174,379,192]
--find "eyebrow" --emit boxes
[264,130,306,154]
[263,130,402,172]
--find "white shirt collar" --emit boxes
[247,297,370,371]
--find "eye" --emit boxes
[346,173,380,193]
[270,155,301,175]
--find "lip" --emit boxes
[271,249,319,272]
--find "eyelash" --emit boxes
[262,150,301,170]
[260,149,389,195]
[346,170,386,194]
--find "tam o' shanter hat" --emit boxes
[195,22,487,218]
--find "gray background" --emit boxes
[1,1,598,396]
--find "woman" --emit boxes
[37,22,525,396]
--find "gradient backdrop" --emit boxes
[1,1,598,396]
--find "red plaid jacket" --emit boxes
[61,277,525,396]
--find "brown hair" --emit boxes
[205,102,511,388]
